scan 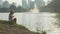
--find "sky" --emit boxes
[3,0,51,6]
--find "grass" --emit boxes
[0,20,36,34]
[14,24,29,30]
[41,30,47,34]
[0,20,47,34]
[0,20,29,30]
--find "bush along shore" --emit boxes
[0,20,37,34]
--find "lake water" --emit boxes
[0,12,60,34]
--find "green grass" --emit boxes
[14,24,29,30]
[0,20,29,30]
[41,30,47,34]
[0,20,38,34]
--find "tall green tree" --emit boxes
[49,0,60,11]
[10,2,16,10]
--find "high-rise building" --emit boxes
[28,0,35,9]
[35,0,45,8]
[0,0,3,8]
[0,0,2,5]
[22,0,28,9]
[28,0,31,8]
[30,1,35,9]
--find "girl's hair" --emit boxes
[10,10,15,15]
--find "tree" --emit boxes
[10,2,16,10]
[48,0,60,11]
[17,5,26,12]
[3,1,10,8]
[17,5,22,9]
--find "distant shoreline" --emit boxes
[0,12,60,13]
[0,12,27,13]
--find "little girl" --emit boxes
[9,10,17,23]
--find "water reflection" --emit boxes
[38,12,60,34]
[54,13,60,27]
[36,13,57,32]
[0,12,60,34]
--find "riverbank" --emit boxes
[0,20,37,34]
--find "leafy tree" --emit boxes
[3,1,10,8]
[10,2,16,10]
[48,0,60,11]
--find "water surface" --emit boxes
[0,12,60,34]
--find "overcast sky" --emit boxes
[3,0,51,6]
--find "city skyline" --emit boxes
[2,0,51,6]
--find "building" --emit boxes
[0,0,3,8]
[0,0,2,5]
[35,0,45,8]
[28,0,35,9]
[22,0,28,9]
[30,1,35,9]
[28,0,31,8]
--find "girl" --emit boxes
[9,10,17,23]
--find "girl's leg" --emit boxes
[13,18,17,23]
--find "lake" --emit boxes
[0,12,60,34]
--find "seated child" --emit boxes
[9,10,17,23]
